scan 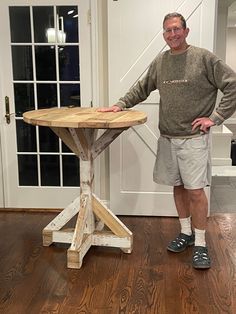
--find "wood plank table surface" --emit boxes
[23,107,147,269]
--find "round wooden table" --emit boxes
[23,107,147,269]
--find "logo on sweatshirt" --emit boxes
[163,79,188,84]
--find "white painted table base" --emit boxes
[23,107,147,269]
[43,127,133,268]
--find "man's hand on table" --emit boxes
[97,105,122,113]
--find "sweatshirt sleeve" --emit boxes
[116,58,158,109]
[209,60,236,125]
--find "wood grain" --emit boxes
[23,107,147,129]
[0,212,236,313]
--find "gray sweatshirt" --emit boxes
[116,46,236,138]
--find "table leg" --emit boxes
[67,157,94,268]
[42,196,80,246]
[46,127,133,269]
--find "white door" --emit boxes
[0,0,92,208]
[108,0,217,215]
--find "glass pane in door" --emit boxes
[37,83,57,109]
[56,6,79,42]
[40,155,60,186]
[60,83,80,107]
[11,46,33,80]
[18,155,38,186]
[62,155,80,186]
[33,6,54,43]
[59,46,80,80]
[39,127,59,152]
[14,83,35,116]
[35,46,56,80]
[9,6,31,43]
[16,120,37,152]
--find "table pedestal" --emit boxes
[42,126,132,269]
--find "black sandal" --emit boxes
[167,233,194,253]
[192,246,211,269]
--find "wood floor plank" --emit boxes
[0,212,236,314]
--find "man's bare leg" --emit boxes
[187,188,211,269]
[167,185,193,252]
[173,185,190,218]
[188,188,208,230]
[188,188,208,247]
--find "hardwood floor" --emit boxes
[0,211,235,314]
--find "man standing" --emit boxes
[98,12,236,269]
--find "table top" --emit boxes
[23,107,147,129]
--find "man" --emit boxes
[98,13,236,269]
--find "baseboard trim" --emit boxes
[0,199,110,214]
[0,207,62,213]
[0,200,110,214]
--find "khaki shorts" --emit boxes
[153,134,212,189]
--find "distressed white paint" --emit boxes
[43,196,80,232]
[43,126,133,268]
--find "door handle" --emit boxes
[5,96,12,124]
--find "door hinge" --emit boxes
[87,9,91,24]
[90,100,93,107]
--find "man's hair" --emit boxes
[163,12,187,29]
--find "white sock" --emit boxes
[179,217,192,236]
[194,228,206,247]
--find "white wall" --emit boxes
[226,27,236,71]
[210,1,236,139]
[225,25,236,136]
[215,2,228,59]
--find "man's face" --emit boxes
[163,17,189,52]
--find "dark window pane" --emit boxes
[39,127,59,152]
[62,142,71,153]
[12,46,33,80]
[59,46,80,81]
[35,46,56,80]
[40,155,60,186]
[33,6,54,43]
[18,155,38,186]
[57,6,79,43]
[37,84,57,109]
[60,84,80,107]
[16,120,37,152]
[9,7,31,43]
[62,155,80,186]
[14,83,35,117]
